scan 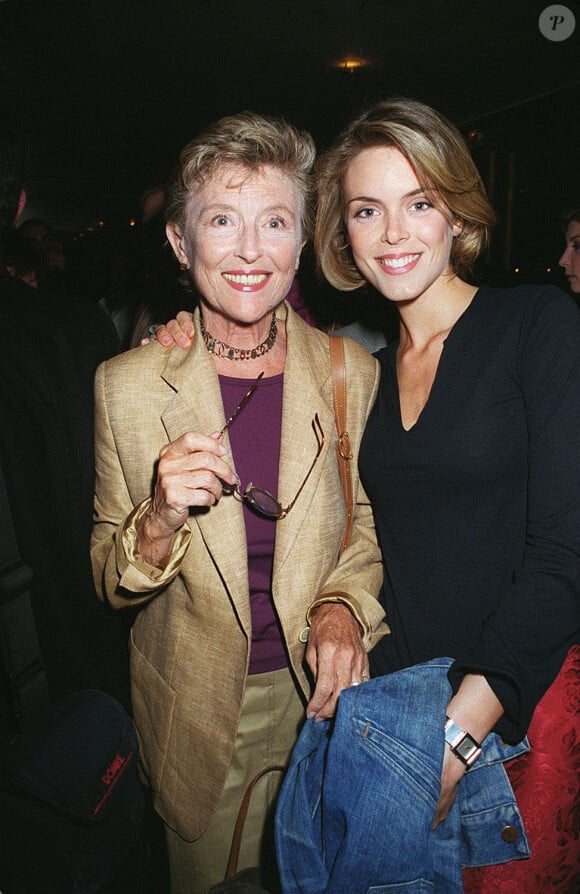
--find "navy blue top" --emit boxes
[361,285,580,743]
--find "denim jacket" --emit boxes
[275,659,530,893]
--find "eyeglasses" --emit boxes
[219,373,325,520]
[217,371,265,437]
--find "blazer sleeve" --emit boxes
[306,342,388,650]
[91,359,192,610]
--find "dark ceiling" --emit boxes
[1,0,579,272]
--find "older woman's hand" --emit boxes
[137,431,237,566]
[305,603,369,721]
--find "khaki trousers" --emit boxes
[165,666,304,894]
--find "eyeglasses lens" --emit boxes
[243,486,282,519]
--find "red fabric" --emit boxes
[463,646,580,893]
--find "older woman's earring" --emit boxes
[179,263,189,271]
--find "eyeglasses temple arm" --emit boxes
[217,371,265,437]
[279,415,325,517]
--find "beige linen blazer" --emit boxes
[91,302,387,840]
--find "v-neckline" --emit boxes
[390,345,445,432]
[389,287,482,433]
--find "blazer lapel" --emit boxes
[155,304,337,625]
[159,312,251,628]
[274,305,336,573]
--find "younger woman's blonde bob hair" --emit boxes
[165,111,316,238]
[315,98,495,290]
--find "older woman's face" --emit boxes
[559,220,580,294]
[167,164,304,326]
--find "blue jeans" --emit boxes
[275,659,531,893]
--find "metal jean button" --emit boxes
[501,825,519,844]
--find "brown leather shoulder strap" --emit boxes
[329,336,353,555]
[224,764,285,880]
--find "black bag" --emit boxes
[0,689,147,893]
[0,458,148,893]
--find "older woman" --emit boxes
[90,112,386,893]
[274,98,580,892]
[560,207,580,294]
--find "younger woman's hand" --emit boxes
[432,747,466,828]
[154,311,196,349]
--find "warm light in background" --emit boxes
[334,56,369,74]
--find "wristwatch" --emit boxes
[444,716,482,768]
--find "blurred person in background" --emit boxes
[560,207,580,295]
[2,226,43,287]
[0,120,131,712]
[128,183,186,348]
[18,216,66,291]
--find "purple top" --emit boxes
[219,372,288,674]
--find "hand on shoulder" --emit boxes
[143,310,196,349]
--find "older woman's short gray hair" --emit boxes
[165,112,316,238]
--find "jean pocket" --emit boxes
[367,879,433,893]
[357,721,441,810]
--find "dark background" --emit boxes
[1,0,579,286]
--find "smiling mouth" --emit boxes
[223,272,270,285]
[378,254,420,270]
